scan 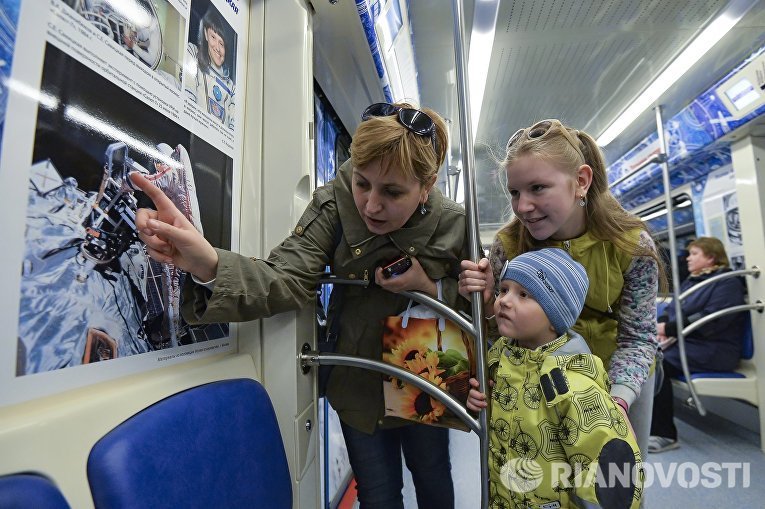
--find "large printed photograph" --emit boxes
[62,0,186,91]
[17,43,233,376]
[183,0,237,129]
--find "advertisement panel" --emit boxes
[0,0,248,406]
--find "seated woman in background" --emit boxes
[649,236,747,453]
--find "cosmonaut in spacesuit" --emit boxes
[73,0,163,70]
[184,7,235,130]
[123,17,162,70]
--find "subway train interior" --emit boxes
[1,0,765,508]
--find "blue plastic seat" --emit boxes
[87,379,292,509]
[0,474,70,508]
[673,318,754,381]
[675,371,746,382]
[741,315,754,360]
[670,317,758,406]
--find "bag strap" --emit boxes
[436,279,445,331]
[325,216,345,344]
[401,299,415,328]
[400,279,445,331]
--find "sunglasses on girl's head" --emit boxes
[505,118,584,160]
[361,102,438,153]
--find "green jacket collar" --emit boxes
[333,160,444,256]
[545,229,602,257]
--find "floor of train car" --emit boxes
[347,398,764,508]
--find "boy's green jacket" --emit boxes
[487,332,644,509]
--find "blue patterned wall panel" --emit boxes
[608,45,765,210]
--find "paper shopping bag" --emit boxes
[382,308,475,431]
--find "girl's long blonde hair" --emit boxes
[499,120,663,271]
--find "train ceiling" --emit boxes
[313,0,765,228]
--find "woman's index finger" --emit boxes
[129,172,175,209]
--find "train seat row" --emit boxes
[672,318,758,406]
[658,296,759,407]
[0,378,292,509]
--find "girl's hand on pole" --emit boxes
[459,258,494,304]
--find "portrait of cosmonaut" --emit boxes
[16,44,233,376]
[183,1,237,129]
[64,0,186,90]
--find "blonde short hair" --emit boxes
[350,102,448,185]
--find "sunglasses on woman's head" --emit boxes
[506,119,584,161]
[362,103,438,153]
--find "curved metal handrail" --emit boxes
[400,290,477,336]
[300,349,480,434]
[677,266,760,301]
[674,301,764,415]
[317,277,477,336]
[681,301,764,336]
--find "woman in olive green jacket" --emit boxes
[131,102,469,509]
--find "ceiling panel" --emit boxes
[480,0,750,148]
[410,0,765,228]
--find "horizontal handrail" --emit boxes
[681,301,764,336]
[318,276,477,337]
[318,275,371,288]
[300,349,480,434]
[677,266,760,301]
[400,290,477,337]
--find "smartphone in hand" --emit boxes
[382,256,412,278]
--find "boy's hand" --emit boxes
[466,377,490,412]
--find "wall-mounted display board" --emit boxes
[0,0,249,407]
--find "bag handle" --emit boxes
[400,279,445,332]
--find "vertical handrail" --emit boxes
[449,1,489,507]
[655,106,705,413]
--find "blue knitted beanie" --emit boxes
[500,248,589,335]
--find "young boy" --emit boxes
[468,248,643,509]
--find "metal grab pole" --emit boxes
[450,1,489,507]
[655,106,705,412]
[676,302,764,413]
